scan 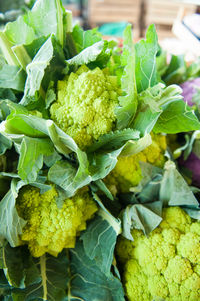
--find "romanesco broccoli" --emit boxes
[16,185,97,257]
[105,133,167,194]
[116,206,200,301]
[50,65,120,150]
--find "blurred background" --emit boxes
[1,0,200,60]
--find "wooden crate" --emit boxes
[88,0,142,39]
[145,0,197,39]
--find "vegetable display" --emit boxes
[0,0,200,300]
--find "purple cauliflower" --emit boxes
[179,151,200,188]
[178,79,200,188]
[180,78,200,106]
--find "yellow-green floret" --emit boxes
[116,206,200,301]
[16,186,97,257]
[105,133,167,194]
[50,65,120,150]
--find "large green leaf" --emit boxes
[121,202,163,240]
[132,83,183,135]
[48,160,87,198]
[0,65,26,92]
[120,133,152,157]
[81,210,121,276]
[0,179,26,247]
[162,54,187,85]
[135,24,158,93]
[66,40,111,69]
[25,0,67,47]
[0,134,12,156]
[4,16,36,46]
[0,269,11,299]
[12,252,68,301]
[0,88,17,103]
[68,241,125,301]
[154,100,200,133]
[0,243,27,288]
[18,137,54,183]
[48,146,123,198]
[160,160,199,208]
[72,24,102,53]
[20,35,65,106]
[87,128,140,153]
[115,24,137,129]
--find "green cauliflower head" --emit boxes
[104,133,167,194]
[50,65,120,150]
[116,206,200,301]
[16,185,97,257]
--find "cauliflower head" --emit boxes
[16,185,97,257]
[116,206,200,301]
[105,133,167,194]
[50,65,120,150]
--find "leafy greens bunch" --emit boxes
[0,0,200,300]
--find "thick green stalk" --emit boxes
[12,45,32,70]
[0,32,19,66]
[65,10,73,33]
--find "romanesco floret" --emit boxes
[105,133,167,194]
[116,206,200,301]
[16,185,97,257]
[50,65,120,150]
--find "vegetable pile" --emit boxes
[0,0,200,300]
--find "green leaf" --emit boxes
[45,81,56,109]
[135,24,158,93]
[0,134,12,156]
[138,174,163,203]
[48,160,82,198]
[0,32,20,67]
[20,35,65,106]
[162,54,186,85]
[186,57,200,79]
[4,16,36,46]
[120,133,152,157]
[72,24,102,53]
[0,243,26,288]
[135,161,163,193]
[18,137,54,183]
[81,210,121,276]
[66,40,111,69]
[0,65,26,92]
[0,178,26,247]
[121,202,162,240]
[154,100,200,134]
[87,128,140,153]
[93,179,114,200]
[0,88,17,103]
[88,147,123,181]
[1,109,47,139]
[68,241,125,301]
[12,252,68,301]
[160,160,199,208]
[48,146,123,198]
[0,269,10,289]
[132,83,184,135]
[24,36,49,61]
[115,24,137,129]
[43,150,62,168]
[25,0,67,47]
[156,49,168,79]
[12,45,32,71]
